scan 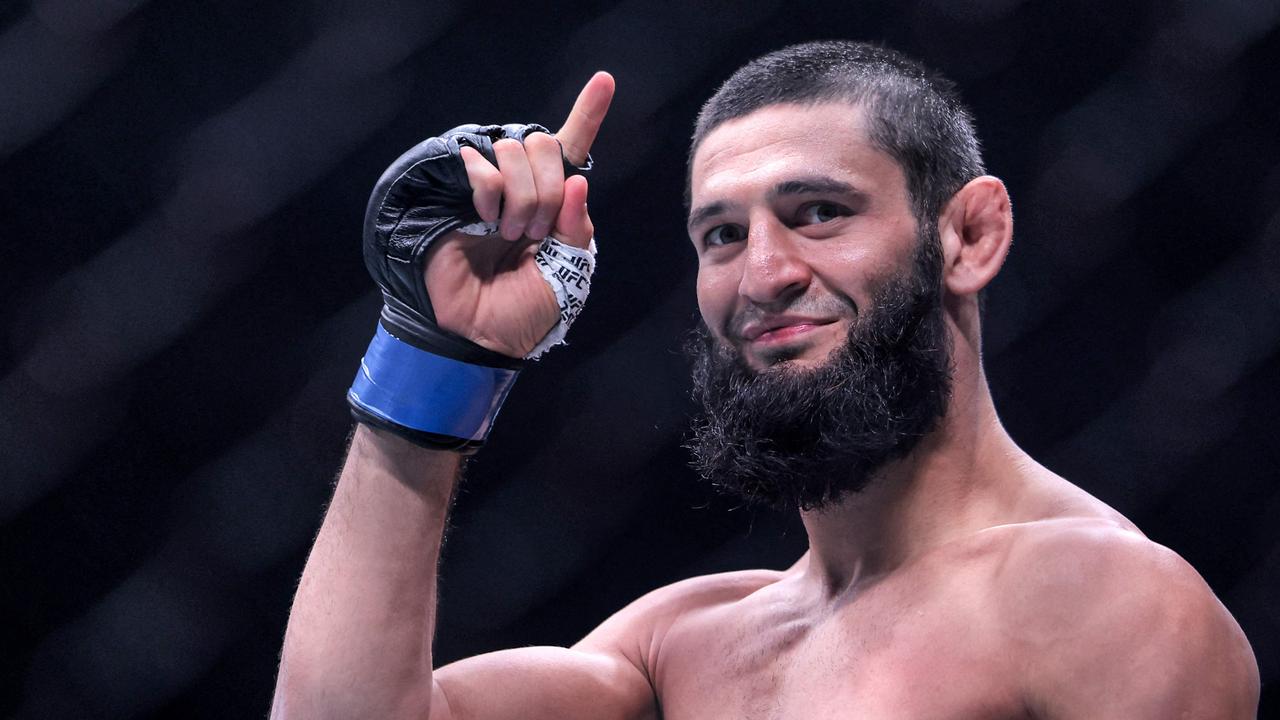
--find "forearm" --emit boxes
[272,423,461,719]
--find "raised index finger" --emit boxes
[557,71,615,167]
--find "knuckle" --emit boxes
[464,151,497,177]
[524,131,554,150]
[492,143,524,169]
[492,137,523,153]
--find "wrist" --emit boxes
[347,323,520,452]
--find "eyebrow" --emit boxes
[686,201,732,233]
[770,177,859,198]
[686,175,864,232]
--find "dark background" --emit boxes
[3,0,1278,717]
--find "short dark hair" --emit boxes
[688,41,985,229]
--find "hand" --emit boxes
[423,72,615,358]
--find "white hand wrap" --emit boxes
[456,221,598,359]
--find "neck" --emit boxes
[797,359,1025,598]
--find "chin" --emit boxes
[750,339,844,373]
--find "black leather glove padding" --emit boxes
[362,123,592,369]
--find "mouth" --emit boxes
[740,318,837,347]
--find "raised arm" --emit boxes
[272,425,459,718]
[273,426,656,720]
[271,73,657,720]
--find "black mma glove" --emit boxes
[347,123,593,452]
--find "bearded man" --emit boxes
[271,41,1259,719]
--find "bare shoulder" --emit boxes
[625,567,785,611]
[987,518,1260,718]
[577,567,786,654]
[990,518,1238,636]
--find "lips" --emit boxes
[740,316,835,342]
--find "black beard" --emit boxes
[685,237,953,512]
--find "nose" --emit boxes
[738,214,811,307]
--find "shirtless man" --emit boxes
[272,41,1260,719]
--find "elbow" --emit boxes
[269,660,435,720]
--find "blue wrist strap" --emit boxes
[348,324,520,442]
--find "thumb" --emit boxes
[551,174,593,250]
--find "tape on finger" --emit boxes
[456,221,598,359]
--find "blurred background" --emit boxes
[3,0,1278,717]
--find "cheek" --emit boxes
[695,266,736,333]
[813,240,906,308]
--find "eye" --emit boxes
[797,202,846,225]
[703,224,747,247]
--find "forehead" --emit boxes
[689,102,907,207]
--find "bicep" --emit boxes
[431,644,657,720]
[426,570,766,720]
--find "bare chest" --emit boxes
[652,578,1025,720]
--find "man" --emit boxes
[272,41,1260,719]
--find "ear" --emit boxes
[937,176,1012,296]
